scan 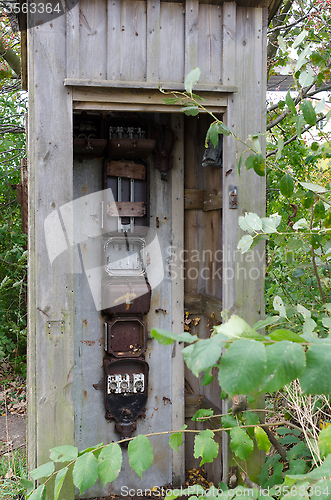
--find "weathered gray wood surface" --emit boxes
[27,11,75,500]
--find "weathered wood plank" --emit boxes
[222,2,236,86]
[119,0,147,81]
[65,78,238,92]
[73,101,226,113]
[171,113,185,485]
[66,0,80,78]
[203,188,223,211]
[27,14,75,500]
[185,0,199,75]
[198,5,222,84]
[159,2,185,83]
[147,0,161,82]
[184,189,203,210]
[107,0,121,80]
[184,293,223,321]
[79,0,107,80]
[107,201,146,217]
[107,161,146,179]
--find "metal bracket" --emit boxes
[229,185,238,209]
[47,320,65,335]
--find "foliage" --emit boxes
[0,9,27,368]
[0,445,28,499]
[11,0,331,497]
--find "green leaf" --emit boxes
[50,445,78,463]
[302,190,315,209]
[280,174,294,198]
[285,91,297,115]
[230,427,254,460]
[260,341,306,393]
[292,268,305,278]
[268,329,304,343]
[311,479,331,500]
[273,295,287,317]
[314,200,326,219]
[293,30,308,49]
[73,452,98,494]
[221,413,238,432]
[319,425,331,457]
[237,235,254,253]
[218,339,266,397]
[295,44,312,72]
[185,67,201,93]
[300,100,317,126]
[252,154,266,176]
[245,155,256,170]
[169,425,187,452]
[150,328,197,345]
[286,442,305,460]
[279,434,300,445]
[181,106,199,116]
[194,429,219,466]
[253,316,280,330]
[21,478,34,496]
[299,68,315,87]
[28,485,46,500]
[182,335,225,377]
[54,467,68,500]
[255,427,271,452]
[276,137,284,160]
[261,217,278,234]
[287,459,308,475]
[214,315,265,341]
[207,122,220,148]
[217,121,231,136]
[128,435,153,478]
[295,114,304,137]
[243,411,260,437]
[192,409,214,422]
[202,368,213,386]
[30,461,55,480]
[300,343,331,395]
[300,181,326,193]
[98,443,122,487]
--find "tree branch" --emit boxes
[0,38,21,77]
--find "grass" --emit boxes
[0,442,28,499]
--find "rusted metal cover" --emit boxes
[105,317,147,358]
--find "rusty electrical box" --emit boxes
[72,112,175,439]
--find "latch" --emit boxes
[229,185,238,209]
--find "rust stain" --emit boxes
[82,319,88,327]
[97,337,103,346]
[155,308,167,315]
[163,397,172,405]
[80,340,95,346]
[37,307,50,318]
[151,407,158,418]
[83,390,87,399]
[82,185,88,195]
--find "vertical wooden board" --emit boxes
[66,0,80,78]
[147,0,161,82]
[119,0,147,82]
[222,2,236,86]
[27,15,75,500]
[198,5,222,85]
[159,2,185,83]
[185,0,199,76]
[79,0,107,80]
[107,0,121,80]
[222,5,266,483]
[171,114,185,486]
